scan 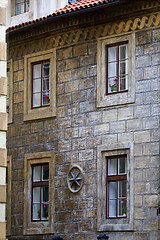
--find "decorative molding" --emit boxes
[8,11,160,59]
[67,165,83,193]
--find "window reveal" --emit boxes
[106,156,127,218]
[15,0,29,15]
[32,164,49,221]
[106,42,128,94]
[31,61,50,108]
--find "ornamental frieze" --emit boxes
[8,12,160,60]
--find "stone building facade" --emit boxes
[0,1,8,240]
[6,0,159,240]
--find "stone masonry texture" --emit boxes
[7,2,159,240]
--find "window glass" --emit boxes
[42,204,49,220]
[42,186,49,202]
[108,46,117,62]
[33,93,41,108]
[32,61,50,108]
[33,204,40,220]
[33,166,41,181]
[43,63,50,77]
[33,187,40,203]
[119,44,128,60]
[107,157,127,218]
[15,0,29,15]
[108,159,117,175]
[32,164,49,221]
[33,64,41,79]
[33,79,41,93]
[107,42,128,94]
[118,158,127,174]
[42,165,49,180]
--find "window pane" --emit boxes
[43,77,49,91]
[33,93,41,107]
[16,3,24,14]
[118,199,127,217]
[118,158,127,174]
[42,91,50,105]
[108,77,118,93]
[119,76,128,91]
[109,200,116,217]
[33,204,40,220]
[41,204,49,220]
[119,44,128,60]
[118,181,127,198]
[26,0,29,11]
[42,165,49,180]
[108,46,117,62]
[120,60,128,76]
[43,63,50,77]
[42,186,49,202]
[33,187,40,203]
[108,159,117,175]
[108,62,117,78]
[109,181,116,199]
[33,64,41,79]
[33,79,41,93]
[33,166,41,181]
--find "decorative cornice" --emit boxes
[8,11,160,60]
[7,0,160,44]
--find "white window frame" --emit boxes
[97,32,135,108]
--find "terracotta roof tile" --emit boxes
[7,0,121,32]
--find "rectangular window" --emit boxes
[24,152,55,235]
[7,60,13,124]
[97,33,135,108]
[32,61,50,109]
[24,49,56,121]
[106,156,127,218]
[97,144,134,231]
[106,42,128,94]
[32,164,49,221]
[15,0,29,15]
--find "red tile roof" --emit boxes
[7,0,121,32]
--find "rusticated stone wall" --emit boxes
[7,6,159,240]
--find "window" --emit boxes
[24,152,55,235]
[6,156,12,237]
[106,42,128,94]
[32,164,49,221]
[31,61,50,109]
[106,156,127,218]
[97,143,134,231]
[15,0,29,15]
[97,33,135,108]
[24,49,56,121]
[7,60,13,124]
